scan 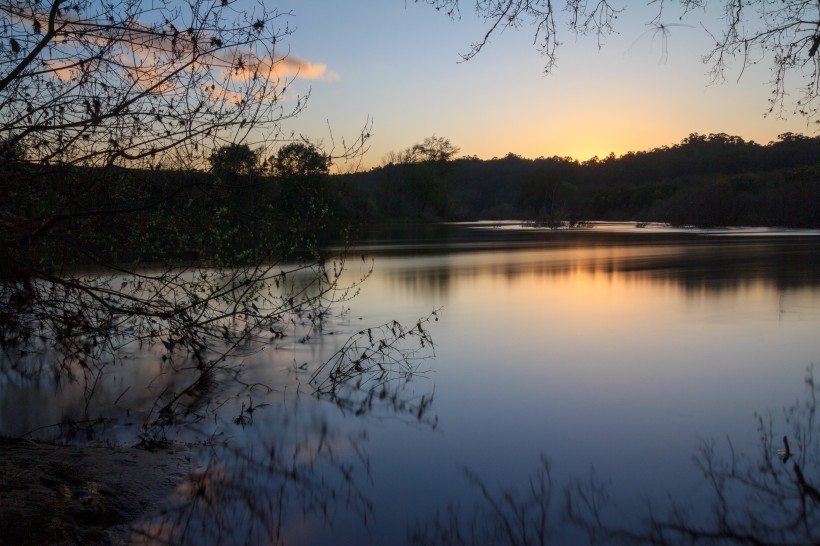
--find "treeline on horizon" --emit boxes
[0,142,361,275]
[343,132,820,228]
[4,131,818,276]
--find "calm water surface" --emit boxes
[3,222,820,544]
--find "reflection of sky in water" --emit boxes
[2,224,820,544]
[336,225,820,543]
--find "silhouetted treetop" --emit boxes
[382,136,460,165]
[409,136,461,163]
[270,142,331,179]
[209,144,262,179]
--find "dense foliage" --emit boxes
[346,132,820,227]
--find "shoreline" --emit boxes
[0,437,193,545]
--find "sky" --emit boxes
[253,0,815,169]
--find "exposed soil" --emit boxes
[0,437,192,546]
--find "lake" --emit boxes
[3,221,820,544]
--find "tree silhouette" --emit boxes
[377,136,460,218]
[209,144,262,181]
[270,141,331,179]
[346,133,819,225]
[408,136,460,163]
[422,0,820,122]
[0,0,300,168]
[0,0,370,427]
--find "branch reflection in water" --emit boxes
[132,408,372,546]
[0,252,375,442]
[0,252,440,544]
[3,223,820,544]
[410,365,820,546]
[130,307,440,545]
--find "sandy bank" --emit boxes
[0,438,192,546]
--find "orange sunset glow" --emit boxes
[271,1,811,168]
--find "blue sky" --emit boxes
[260,1,814,169]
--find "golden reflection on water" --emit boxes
[365,241,805,304]
[355,239,820,394]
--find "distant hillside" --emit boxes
[340,133,820,227]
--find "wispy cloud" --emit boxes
[22,7,339,90]
[272,55,335,81]
[224,52,340,83]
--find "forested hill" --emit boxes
[341,133,820,227]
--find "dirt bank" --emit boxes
[0,438,192,546]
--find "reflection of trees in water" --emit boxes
[618,239,820,294]
[310,311,440,427]
[130,309,439,544]
[130,313,440,545]
[383,233,820,298]
[0,271,439,544]
[409,455,557,546]
[0,259,368,438]
[132,412,373,546]
[412,366,820,545]
[603,366,820,545]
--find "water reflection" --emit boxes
[133,402,374,546]
[3,222,820,545]
[345,223,820,544]
[410,366,820,545]
[360,226,820,299]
